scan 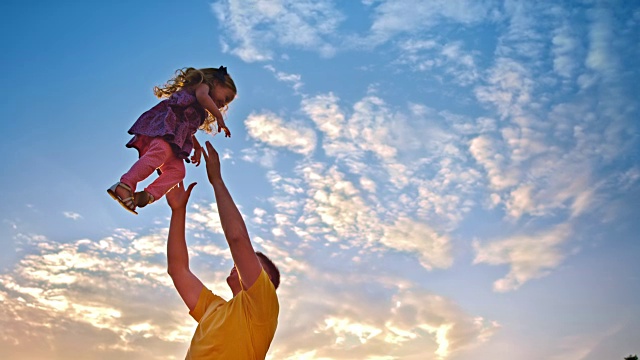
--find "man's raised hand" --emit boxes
[203,141,222,183]
[166,181,197,210]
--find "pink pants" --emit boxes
[120,137,185,201]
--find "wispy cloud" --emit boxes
[0,214,495,359]
[359,0,498,47]
[396,39,480,86]
[211,0,343,62]
[0,231,195,358]
[473,224,572,292]
[270,269,498,359]
[264,65,304,93]
[245,111,317,155]
[63,211,83,220]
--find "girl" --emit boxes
[108,66,236,214]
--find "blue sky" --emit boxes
[1,0,639,359]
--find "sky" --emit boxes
[0,0,639,359]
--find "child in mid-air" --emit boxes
[108,66,236,214]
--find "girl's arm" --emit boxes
[195,83,231,137]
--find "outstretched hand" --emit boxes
[217,120,231,138]
[190,146,202,166]
[202,141,222,183]
[166,181,197,210]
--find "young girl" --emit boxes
[108,66,237,214]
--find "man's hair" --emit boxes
[256,251,280,290]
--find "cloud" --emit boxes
[0,231,196,359]
[301,92,355,158]
[395,39,480,86]
[269,267,498,359]
[551,23,580,79]
[469,135,519,191]
[260,157,457,271]
[474,57,534,120]
[473,224,572,292]
[241,145,279,168]
[0,213,495,360]
[63,211,82,220]
[361,0,498,46]
[245,111,317,155]
[585,6,618,77]
[211,0,343,62]
[0,203,265,359]
[381,217,452,270]
[264,65,304,93]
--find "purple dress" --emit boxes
[126,90,207,161]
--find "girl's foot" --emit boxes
[115,184,131,203]
[134,191,155,208]
[107,182,138,215]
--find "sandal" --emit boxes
[107,182,138,215]
[134,191,155,208]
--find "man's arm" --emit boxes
[203,141,263,289]
[166,182,204,311]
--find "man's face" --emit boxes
[226,259,271,294]
[226,266,240,292]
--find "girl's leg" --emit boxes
[119,137,173,198]
[143,152,186,201]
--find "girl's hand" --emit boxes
[218,121,231,138]
[166,181,197,210]
[211,108,231,138]
[191,146,202,166]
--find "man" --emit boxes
[166,141,280,359]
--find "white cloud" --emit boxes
[302,93,346,141]
[551,23,579,78]
[245,111,317,155]
[264,65,304,92]
[1,214,493,360]
[394,38,481,87]
[63,211,82,220]
[381,217,452,270]
[469,135,519,191]
[362,0,497,46]
[211,0,343,62]
[617,166,640,190]
[241,145,279,168]
[474,57,533,120]
[585,7,617,76]
[269,266,498,359]
[0,231,196,358]
[473,224,572,292]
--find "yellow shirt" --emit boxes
[186,269,279,360]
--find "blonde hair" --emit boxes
[154,67,237,133]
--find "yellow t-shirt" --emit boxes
[186,269,279,360]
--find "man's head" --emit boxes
[226,252,280,294]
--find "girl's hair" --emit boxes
[154,67,237,133]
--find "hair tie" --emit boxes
[215,66,228,82]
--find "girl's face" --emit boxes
[211,85,236,109]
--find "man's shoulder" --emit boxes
[245,268,277,295]
[190,287,227,322]
[239,268,279,319]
